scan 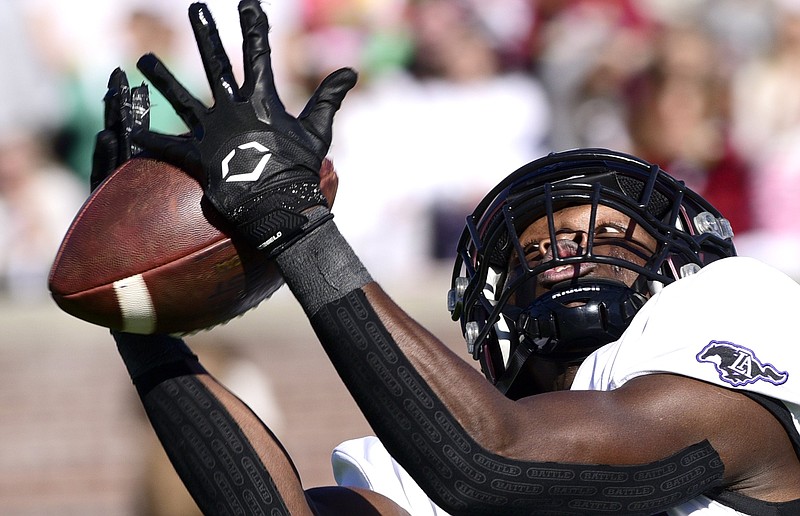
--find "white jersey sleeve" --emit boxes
[332,436,449,516]
[573,257,800,416]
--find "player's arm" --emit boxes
[115,333,414,516]
[274,228,733,514]
[96,68,405,516]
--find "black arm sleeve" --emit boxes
[310,289,724,516]
[141,374,292,515]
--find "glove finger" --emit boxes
[238,0,285,117]
[91,130,119,192]
[103,68,130,131]
[298,67,358,152]
[132,129,203,181]
[137,53,206,136]
[189,2,240,103]
[103,68,132,162]
[130,84,151,155]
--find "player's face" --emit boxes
[497,203,658,396]
[510,204,658,299]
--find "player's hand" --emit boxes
[132,0,357,255]
[90,68,150,192]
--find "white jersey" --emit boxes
[333,257,800,515]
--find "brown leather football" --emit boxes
[48,157,336,334]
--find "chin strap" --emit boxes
[494,340,536,397]
[496,279,646,397]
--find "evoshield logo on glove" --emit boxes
[221,141,272,182]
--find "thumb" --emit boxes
[298,67,358,150]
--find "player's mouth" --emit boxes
[539,262,597,288]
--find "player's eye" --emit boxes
[595,223,626,236]
[522,241,544,264]
[593,221,656,256]
[522,241,541,255]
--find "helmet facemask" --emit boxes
[449,149,735,399]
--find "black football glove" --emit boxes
[132,0,357,256]
[90,68,150,192]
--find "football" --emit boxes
[48,157,337,335]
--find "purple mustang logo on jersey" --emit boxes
[697,341,788,387]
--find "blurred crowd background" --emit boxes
[4,0,800,514]
[6,0,800,298]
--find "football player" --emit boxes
[98,1,800,514]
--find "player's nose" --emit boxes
[538,233,588,261]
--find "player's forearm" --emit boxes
[273,214,500,434]
[112,332,313,515]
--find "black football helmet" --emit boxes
[448,148,736,399]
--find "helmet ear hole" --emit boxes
[488,230,512,268]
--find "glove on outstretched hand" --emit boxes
[133,0,357,255]
[91,68,150,192]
